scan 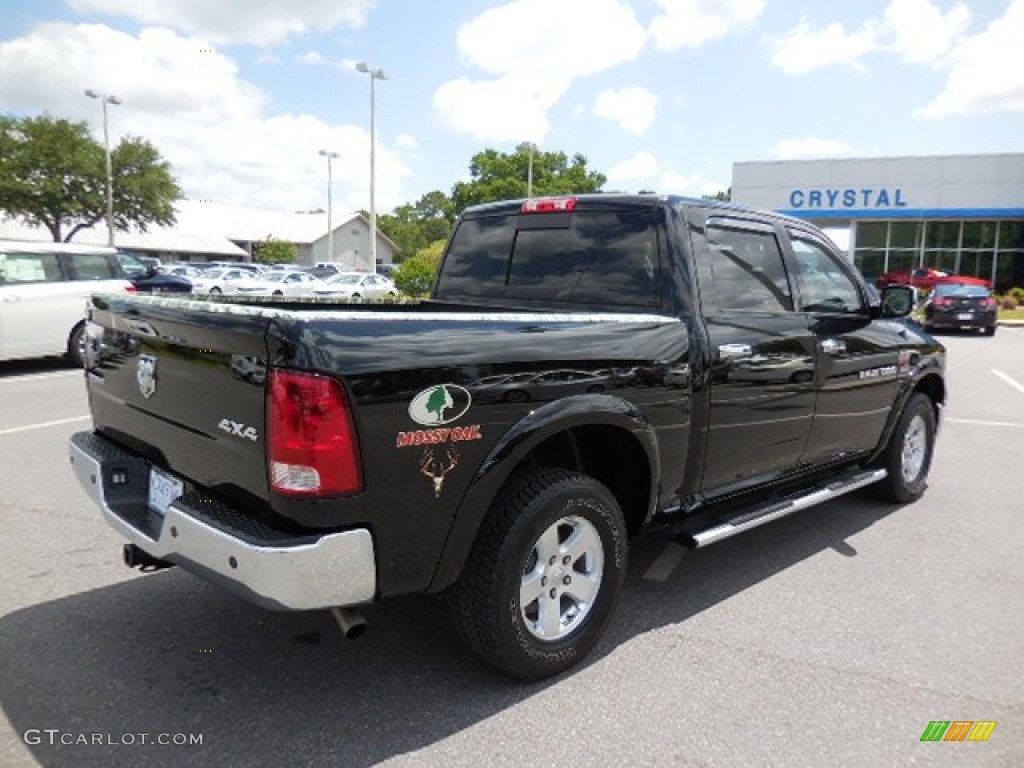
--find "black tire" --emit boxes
[273,290,284,297]
[448,467,628,680]
[984,326,996,337]
[872,393,936,503]
[67,323,86,368]
[790,370,813,384]
[210,287,222,295]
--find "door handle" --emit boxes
[718,343,752,360]
[820,338,847,355]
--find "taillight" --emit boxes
[267,370,362,496]
[984,298,998,310]
[124,285,137,292]
[521,197,577,213]
[933,297,952,306]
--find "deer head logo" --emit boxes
[420,448,458,498]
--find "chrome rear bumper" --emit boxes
[69,431,376,611]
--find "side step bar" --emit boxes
[682,468,887,549]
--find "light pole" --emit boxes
[526,142,537,199]
[318,149,339,262]
[356,61,387,273]
[84,89,121,246]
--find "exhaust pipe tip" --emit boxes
[123,543,174,572]
[330,606,368,640]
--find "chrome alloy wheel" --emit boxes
[901,413,928,484]
[520,515,604,642]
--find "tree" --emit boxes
[252,236,297,264]
[393,239,445,297]
[376,189,454,259]
[0,114,181,242]
[450,144,606,214]
[703,187,732,202]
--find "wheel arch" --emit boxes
[867,368,945,465]
[428,395,659,593]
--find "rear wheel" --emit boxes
[210,287,222,295]
[873,393,936,503]
[448,467,627,680]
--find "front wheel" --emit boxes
[448,467,628,679]
[873,393,936,503]
[67,323,86,368]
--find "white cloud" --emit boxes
[884,0,970,63]
[432,0,646,143]
[394,133,418,149]
[649,0,765,50]
[770,137,857,159]
[67,0,376,46]
[918,0,1024,117]
[769,20,878,75]
[605,151,722,196]
[298,51,325,66]
[593,87,657,135]
[0,23,409,212]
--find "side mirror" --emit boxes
[879,285,915,318]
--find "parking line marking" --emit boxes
[643,540,688,581]
[0,416,90,437]
[946,418,1024,430]
[992,369,1024,397]
[0,371,81,385]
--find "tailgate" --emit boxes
[84,295,274,509]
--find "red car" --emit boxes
[877,267,990,291]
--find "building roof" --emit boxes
[0,216,248,257]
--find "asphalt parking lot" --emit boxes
[1,329,1022,768]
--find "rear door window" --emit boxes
[0,251,63,284]
[704,223,793,311]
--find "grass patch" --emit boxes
[999,308,1024,321]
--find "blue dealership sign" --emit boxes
[788,188,907,209]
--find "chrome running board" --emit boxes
[684,468,887,549]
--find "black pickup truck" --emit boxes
[69,194,945,679]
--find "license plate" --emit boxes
[956,313,973,320]
[148,467,184,516]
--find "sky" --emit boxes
[0,0,1021,218]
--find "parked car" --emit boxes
[118,256,193,294]
[922,282,998,335]
[314,272,398,301]
[0,240,135,366]
[878,267,990,292]
[188,267,252,295]
[233,270,328,297]
[163,265,206,280]
[311,263,346,279]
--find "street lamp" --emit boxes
[318,149,340,262]
[526,142,537,199]
[84,89,121,247]
[356,61,387,274]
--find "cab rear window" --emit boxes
[436,209,662,308]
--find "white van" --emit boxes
[0,240,135,366]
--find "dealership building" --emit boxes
[732,153,1024,291]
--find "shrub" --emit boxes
[1000,295,1018,310]
[1009,286,1024,303]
